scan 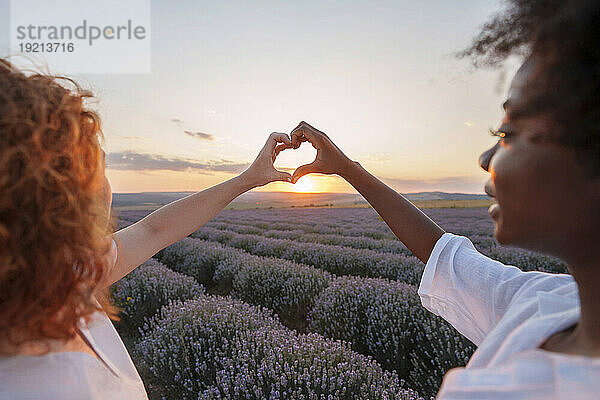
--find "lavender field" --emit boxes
[112,207,568,399]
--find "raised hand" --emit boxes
[240,132,294,188]
[108,132,294,288]
[289,121,354,184]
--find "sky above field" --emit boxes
[0,0,522,194]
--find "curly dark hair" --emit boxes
[462,0,600,175]
[0,57,118,352]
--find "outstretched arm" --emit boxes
[290,121,444,263]
[102,133,293,288]
[343,162,445,263]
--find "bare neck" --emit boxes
[545,249,600,357]
[568,264,600,356]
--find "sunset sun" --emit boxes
[291,176,318,193]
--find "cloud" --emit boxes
[107,151,249,174]
[171,117,216,140]
[121,136,143,140]
[463,120,476,127]
[184,130,215,141]
[381,175,487,194]
[204,108,224,117]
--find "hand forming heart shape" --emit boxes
[288,121,354,184]
[272,139,318,178]
[242,122,353,189]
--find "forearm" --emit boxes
[139,174,253,248]
[342,161,444,263]
[107,131,294,287]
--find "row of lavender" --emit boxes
[192,223,567,278]
[208,208,567,273]
[205,221,412,254]
[190,227,424,285]
[208,208,494,239]
[117,207,490,241]
[149,237,475,398]
[112,258,423,400]
[118,207,498,239]
[120,207,566,275]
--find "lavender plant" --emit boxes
[215,253,333,327]
[309,277,420,375]
[192,227,424,284]
[111,258,204,331]
[408,308,476,397]
[205,221,412,255]
[157,237,244,287]
[135,296,424,400]
[309,276,475,398]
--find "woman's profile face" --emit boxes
[478,61,598,259]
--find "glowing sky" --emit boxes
[0,0,521,194]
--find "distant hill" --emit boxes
[401,192,490,201]
[112,191,490,210]
[111,192,196,207]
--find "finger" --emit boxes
[271,170,293,183]
[291,133,310,149]
[290,127,308,149]
[291,162,318,184]
[291,121,327,137]
[274,143,291,155]
[266,132,292,151]
[290,121,324,148]
[273,143,292,162]
[299,121,327,135]
[290,121,308,141]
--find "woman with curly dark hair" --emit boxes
[289,0,599,398]
[0,58,294,399]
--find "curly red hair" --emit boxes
[0,58,118,351]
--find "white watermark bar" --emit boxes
[10,0,150,74]
[0,0,10,54]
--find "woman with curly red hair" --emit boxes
[0,58,294,399]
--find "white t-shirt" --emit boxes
[0,239,148,400]
[419,232,600,399]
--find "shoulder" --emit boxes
[1,350,147,400]
[438,349,600,399]
[79,310,148,393]
[0,352,118,399]
[509,270,577,309]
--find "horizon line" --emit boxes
[112,190,488,195]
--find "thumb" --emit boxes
[292,162,318,184]
[272,170,293,183]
